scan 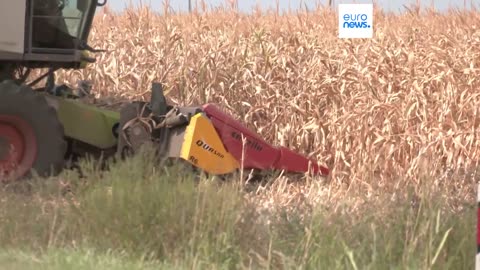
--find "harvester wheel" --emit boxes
[0,80,66,180]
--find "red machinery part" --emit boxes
[275,147,330,176]
[0,115,37,179]
[202,104,329,176]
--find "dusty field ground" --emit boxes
[11,4,479,268]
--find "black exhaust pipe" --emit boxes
[150,82,168,116]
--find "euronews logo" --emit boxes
[339,4,373,38]
[343,14,371,29]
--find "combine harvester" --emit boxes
[0,0,329,181]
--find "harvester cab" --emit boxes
[0,0,105,73]
[0,0,329,181]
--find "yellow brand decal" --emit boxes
[180,114,239,175]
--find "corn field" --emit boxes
[54,4,480,204]
[0,5,476,268]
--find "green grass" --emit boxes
[0,152,475,269]
[0,249,165,270]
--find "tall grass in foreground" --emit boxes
[0,153,474,269]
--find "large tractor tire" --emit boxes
[0,80,66,180]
